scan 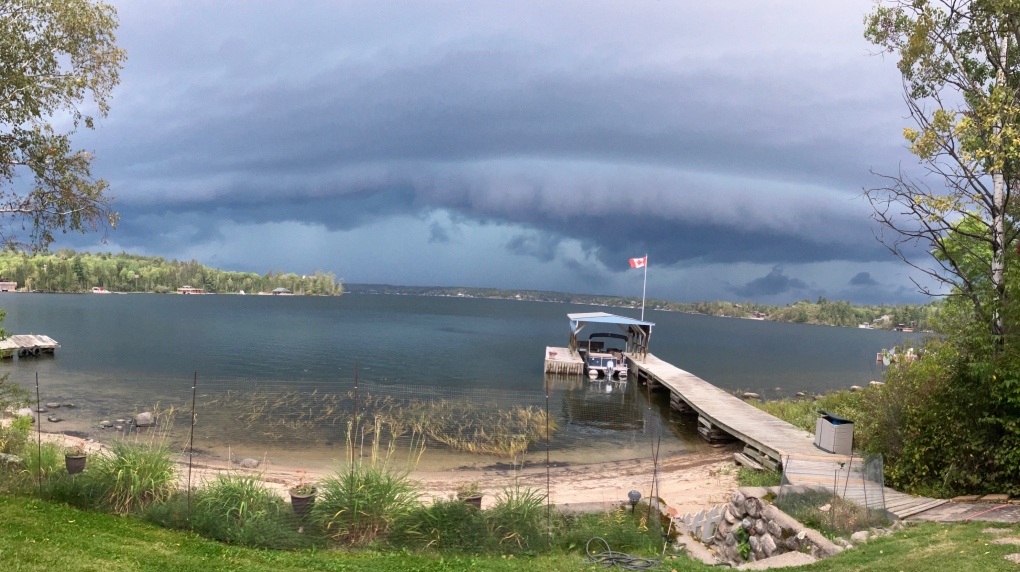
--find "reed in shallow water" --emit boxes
[203,388,557,457]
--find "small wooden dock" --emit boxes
[626,351,946,519]
[0,334,60,359]
[544,347,583,375]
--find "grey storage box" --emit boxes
[814,411,853,455]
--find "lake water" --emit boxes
[0,293,924,470]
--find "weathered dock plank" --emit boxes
[0,334,60,359]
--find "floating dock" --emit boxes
[625,351,946,519]
[544,346,583,375]
[0,334,60,359]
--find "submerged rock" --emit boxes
[239,458,260,469]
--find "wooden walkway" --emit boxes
[626,352,946,519]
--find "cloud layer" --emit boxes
[58,0,935,303]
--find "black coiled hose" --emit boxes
[585,537,661,570]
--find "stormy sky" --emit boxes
[59,1,935,304]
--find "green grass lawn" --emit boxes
[1,494,1019,571]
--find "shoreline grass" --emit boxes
[3,494,1020,571]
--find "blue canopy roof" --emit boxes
[567,312,654,329]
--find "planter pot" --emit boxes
[289,488,317,516]
[461,495,483,509]
[65,454,87,475]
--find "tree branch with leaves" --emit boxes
[866,0,1020,340]
[0,0,126,251]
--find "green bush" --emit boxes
[86,440,177,513]
[313,462,420,546]
[391,497,491,552]
[0,414,31,455]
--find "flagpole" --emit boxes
[641,254,647,321]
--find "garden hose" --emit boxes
[585,537,661,570]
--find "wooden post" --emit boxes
[35,372,41,496]
[187,372,197,521]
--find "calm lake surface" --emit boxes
[0,293,925,469]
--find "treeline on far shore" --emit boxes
[0,250,342,295]
[346,283,938,330]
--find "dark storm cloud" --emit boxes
[849,272,878,287]
[63,1,925,298]
[428,222,451,244]
[732,267,808,298]
[505,233,561,262]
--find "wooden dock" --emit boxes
[544,347,583,375]
[0,334,60,359]
[626,351,946,519]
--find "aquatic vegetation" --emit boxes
[202,387,557,458]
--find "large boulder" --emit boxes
[239,458,260,469]
[135,412,154,427]
[14,407,34,422]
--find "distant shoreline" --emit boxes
[344,283,937,332]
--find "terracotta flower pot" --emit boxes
[65,454,87,475]
[289,488,316,516]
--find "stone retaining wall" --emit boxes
[707,489,842,567]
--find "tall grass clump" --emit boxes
[314,462,420,545]
[23,441,65,481]
[313,419,422,545]
[87,440,177,513]
[486,480,547,550]
[177,471,312,549]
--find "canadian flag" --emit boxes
[629,256,647,269]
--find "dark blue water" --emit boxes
[0,293,921,394]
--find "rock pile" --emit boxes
[709,490,842,567]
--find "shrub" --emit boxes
[391,497,491,552]
[86,440,177,513]
[313,462,420,545]
[0,414,31,455]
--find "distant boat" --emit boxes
[91,287,111,294]
[238,290,246,295]
[858,323,872,329]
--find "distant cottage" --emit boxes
[0,281,16,292]
[271,287,292,295]
[177,286,204,295]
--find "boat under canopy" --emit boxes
[567,312,654,359]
